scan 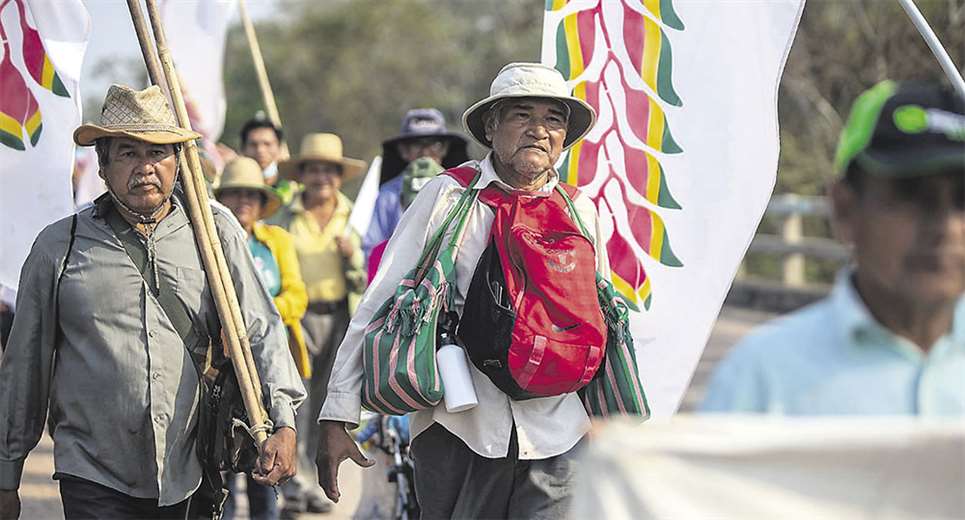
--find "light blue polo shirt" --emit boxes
[701,271,965,416]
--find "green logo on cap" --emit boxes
[893,105,928,134]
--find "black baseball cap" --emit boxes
[834,80,965,177]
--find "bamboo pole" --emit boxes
[127,0,270,445]
[126,0,161,87]
[143,0,268,426]
[237,0,290,158]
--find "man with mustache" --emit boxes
[702,81,965,416]
[0,85,306,519]
[315,63,607,519]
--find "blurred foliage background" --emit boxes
[92,0,965,284]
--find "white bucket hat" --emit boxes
[462,62,596,150]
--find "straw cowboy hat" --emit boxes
[74,84,200,146]
[462,62,596,150]
[214,157,282,218]
[278,133,366,181]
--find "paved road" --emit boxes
[18,305,773,519]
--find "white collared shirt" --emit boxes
[319,154,610,459]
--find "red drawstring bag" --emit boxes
[447,167,606,400]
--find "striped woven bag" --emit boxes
[557,186,651,419]
[361,171,480,415]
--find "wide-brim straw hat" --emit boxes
[214,157,282,218]
[74,84,201,146]
[278,133,366,181]
[462,62,596,150]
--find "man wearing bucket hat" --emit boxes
[316,63,608,519]
[215,157,310,520]
[0,85,306,519]
[361,108,470,258]
[269,133,367,516]
[702,80,965,416]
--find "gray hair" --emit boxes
[94,137,114,168]
[483,98,570,136]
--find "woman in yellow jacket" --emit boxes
[215,157,310,520]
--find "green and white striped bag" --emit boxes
[558,186,651,419]
[361,171,480,415]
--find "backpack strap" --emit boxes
[555,185,592,240]
[52,213,79,354]
[442,166,478,188]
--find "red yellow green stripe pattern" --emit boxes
[547,0,685,308]
[15,0,69,97]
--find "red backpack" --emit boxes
[447,166,606,400]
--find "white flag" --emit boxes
[348,155,382,238]
[161,0,236,145]
[0,0,90,290]
[541,0,805,416]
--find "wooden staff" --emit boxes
[126,0,270,445]
[237,0,290,157]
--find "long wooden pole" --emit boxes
[144,0,268,430]
[237,0,290,158]
[127,0,270,445]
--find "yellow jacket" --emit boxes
[252,222,311,378]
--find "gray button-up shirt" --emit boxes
[0,195,306,505]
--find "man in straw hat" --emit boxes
[316,63,606,518]
[0,85,305,519]
[268,132,367,516]
[362,108,470,258]
[214,157,311,520]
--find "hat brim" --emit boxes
[379,135,470,185]
[462,94,596,150]
[381,132,468,150]
[855,146,965,178]
[213,183,282,219]
[73,124,201,146]
[278,154,367,182]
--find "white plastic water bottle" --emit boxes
[437,332,478,413]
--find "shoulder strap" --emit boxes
[442,166,477,188]
[106,209,194,343]
[52,214,79,352]
[555,185,592,239]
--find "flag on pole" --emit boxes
[348,155,382,238]
[161,0,236,165]
[0,0,90,290]
[542,0,805,416]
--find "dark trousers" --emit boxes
[59,475,190,520]
[410,424,586,520]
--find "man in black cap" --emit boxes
[361,108,468,257]
[702,80,965,415]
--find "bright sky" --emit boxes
[81,0,278,98]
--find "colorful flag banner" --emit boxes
[542,0,805,416]
[0,0,90,290]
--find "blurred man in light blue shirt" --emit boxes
[702,81,965,416]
